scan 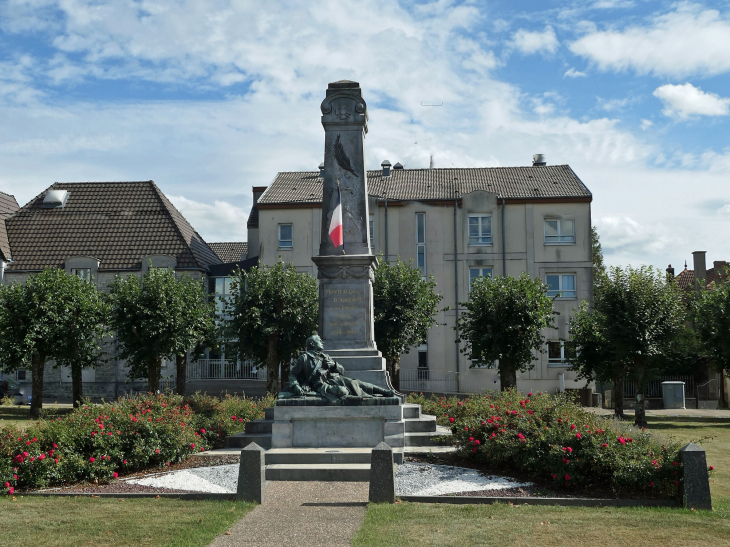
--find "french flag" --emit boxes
[329,186,344,248]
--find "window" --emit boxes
[468,215,492,245]
[544,219,575,244]
[16,369,26,381]
[213,277,233,314]
[548,341,575,366]
[71,268,91,282]
[469,267,493,291]
[416,213,426,277]
[278,224,293,249]
[546,274,576,299]
[417,343,428,380]
[369,215,374,252]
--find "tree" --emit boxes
[108,267,216,394]
[457,273,556,390]
[694,272,730,374]
[591,225,606,295]
[373,257,443,390]
[225,262,318,394]
[569,266,685,422]
[0,268,107,417]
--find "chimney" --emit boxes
[393,162,404,170]
[318,162,325,178]
[532,154,546,167]
[666,264,675,278]
[693,251,707,290]
[381,160,391,177]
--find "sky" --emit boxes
[1,0,729,271]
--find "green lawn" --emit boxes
[0,404,74,429]
[0,497,254,547]
[352,417,730,547]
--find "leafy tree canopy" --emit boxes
[694,271,730,373]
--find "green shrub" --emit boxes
[1,392,274,494]
[409,390,684,498]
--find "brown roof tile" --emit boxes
[6,181,221,271]
[208,242,248,263]
[0,191,19,261]
[257,165,591,206]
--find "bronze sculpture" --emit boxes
[283,335,396,403]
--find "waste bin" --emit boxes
[662,381,685,409]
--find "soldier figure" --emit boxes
[286,335,396,403]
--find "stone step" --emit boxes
[402,403,421,419]
[264,407,274,420]
[404,416,437,433]
[265,447,404,465]
[226,432,272,449]
[265,463,371,482]
[245,419,273,434]
[404,426,452,447]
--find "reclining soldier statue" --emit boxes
[282,335,397,403]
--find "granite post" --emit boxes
[369,442,396,503]
[679,442,712,510]
[236,443,266,503]
[313,80,397,393]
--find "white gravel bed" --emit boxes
[122,462,530,497]
[395,462,532,496]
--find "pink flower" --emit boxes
[4,482,8,487]
[474,440,480,445]
[618,437,626,445]
[32,437,37,442]
[113,472,118,479]
[89,457,96,463]
[22,452,28,458]
[238,418,244,422]
[469,437,474,442]
[191,443,195,449]
[231,416,237,421]
[155,449,160,454]
[528,392,533,397]
[8,487,14,495]
[576,433,581,439]
[123,460,128,464]
[38,454,45,460]
[570,424,576,431]
[200,448,205,452]
[200,429,206,434]
[54,459,59,464]
[26,440,31,446]
[53,443,58,448]
[449,417,455,423]
[710,466,715,471]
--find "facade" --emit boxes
[251,160,594,394]
[2,181,222,400]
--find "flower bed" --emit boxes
[409,390,693,498]
[1,392,274,494]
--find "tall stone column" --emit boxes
[312,80,395,392]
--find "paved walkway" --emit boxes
[208,481,369,547]
[588,407,730,419]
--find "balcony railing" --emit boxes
[187,359,266,381]
[400,369,458,393]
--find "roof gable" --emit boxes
[6,181,221,271]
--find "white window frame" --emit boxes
[468,214,493,246]
[278,224,293,249]
[546,273,577,299]
[548,341,573,367]
[71,268,91,282]
[469,267,493,292]
[544,219,575,244]
[416,213,426,278]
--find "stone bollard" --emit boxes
[237,442,266,504]
[679,442,712,511]
[369,442,396,503]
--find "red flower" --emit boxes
[469,437,474,442]
[528,392,533,397]
[576,433,581,439]
[570,424,576,431]
[475,440,480,445]
[565,474,571,481]
[26,440,31,446]
[449,417,455,423]
[238,418,244,422]
[54,459,59,464]
[32,437,37,442]
[113,472,119,479]
[53,443,58,448]
[710,466,715,471]
[8,487,14,495]
[231,416,237,421]
[552,474,556,479]
[38,454,45,460]
[191,443,195,449]
[618,437,626,445]
[123,460,128,464]
[4,482,8,487]
[674,480,679,485]
[649,482,654,487]
[155,449,160,454]
[89,457,96,463]
[201,429,206,434]
[672,461,679,466]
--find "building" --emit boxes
[2,180,223,400]
[0,191,20,284]
[250,157,594,394]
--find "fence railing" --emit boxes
[400,369,458,393]
[623,376,696,399]
[186,359,266,381]
[697,378,720,401]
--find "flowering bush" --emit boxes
[0,392,274,494]
[409,390,688,498]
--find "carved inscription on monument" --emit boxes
[323,283,367,340]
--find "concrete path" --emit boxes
[208,481,368,547]
[588,407,730,419]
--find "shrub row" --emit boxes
[1,392,274,494]
[409,390,687,498]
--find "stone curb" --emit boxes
[398,495,679,507]
[22,492,237,500]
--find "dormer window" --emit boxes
[42,190,69,209]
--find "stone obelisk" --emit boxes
[312,81,396,392]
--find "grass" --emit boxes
[0,404,74,429]
[0,497,255,547]
[352,417,730,547]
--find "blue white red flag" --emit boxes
[329,185,343,248]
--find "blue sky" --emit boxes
[1,0,729,271]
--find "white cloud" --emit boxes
[509,26,559,55]
[653,83,730,119]
[564,68,586,78]
[168,196,250,242]
[640,119,653,130]
[718,203,730,216]
[569,4,730,77]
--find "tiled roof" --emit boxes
[257,165,591,206]
[247,204,259,228]
[6,181,221,271]
[208,242,248,263]
[0,192,19,261]
[675,267,725,290]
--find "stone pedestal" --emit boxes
[237,443,266,503]
[369,442,396,503]
[680,442,713,510]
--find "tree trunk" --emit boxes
[176,353,187,396]
[634,363,648,428]
[148,356,162,393]
[30,351,46,419]
[267,333,279,395]
[71,363,83,408]
[281,360,291,388]
[499,361,517,391]
[614,375,625,419]
[385,355,400,391]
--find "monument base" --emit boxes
[276,393,401,406]
[270,404,405,448]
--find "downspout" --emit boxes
[384,195,389,263]
[454,186,460,393]
[501,197,507,277]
